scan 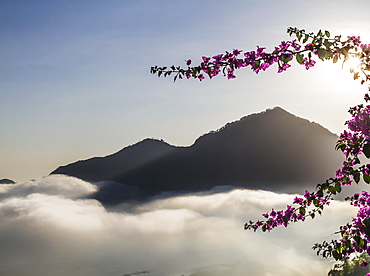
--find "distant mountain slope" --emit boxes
[51,107,344,203]
[51,138,179,182]
[0,179,15,184]
[114,107,342,195]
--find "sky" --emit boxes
[1,0,370,182]
[2,2,370,275]
[0,175,363,276]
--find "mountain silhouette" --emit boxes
[51,107,344,204]
[0,179,15,184]
[52,138,178,182]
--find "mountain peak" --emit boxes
[51,107,343,204]
[265,106,290,114]
[193,106,322,146]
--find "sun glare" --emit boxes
[344,55,362,71]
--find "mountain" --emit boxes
[51,107,344,204]
[0,179,15,184]
[51,138,179,182]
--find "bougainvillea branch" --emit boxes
[151,27,370,266]
[151,27,370,84]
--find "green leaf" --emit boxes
[353,171,361,184]
[279,55,292,63]
[296,53,304,64]
[297,32,302,41]
[322,182,329,190]
[333,55,338,64]
[359,238,365,248]
[317,49,327,60]
[332,250,342,261]
[324,51,333,59]
[323,39,332,49]
[325,30,330,38]
[363,143,370,158]
[354,235,361,244]
[328,186,336,194]
[335,142,346,151]
[354,236,365,248]
[310,212,315,219]
[335,182,342,193]
[299,207,306,216]
[313,199,320,207]
[303,34,309,43]
[364,174,370,184]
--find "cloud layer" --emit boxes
[0,175,360,276]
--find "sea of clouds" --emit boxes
[0,175,361,276]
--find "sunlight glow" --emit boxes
[344,55,362,71]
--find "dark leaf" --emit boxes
[332,250,342,261]
[296,53,304,64]
[335,182,342,193]
[364,143,370,158]
[317,49,326,60]
[313,199,320,207]
[354,171,361,184]
[328,186,337,194]
[364,174,370,184]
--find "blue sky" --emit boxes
[2,0,370,182]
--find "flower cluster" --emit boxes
[313,191,370,262]
[151,38,316,81]
[245,190,331,232]
[347,103,370,138]
[151,39,314,82]
[151,27,370,84]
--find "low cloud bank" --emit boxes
[0,175,359,276]
[0,174,97,199]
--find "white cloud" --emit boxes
[0,176,360,276]
[0,174,97,199]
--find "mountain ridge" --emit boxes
[51,107,344,204]
[52,138,178,182]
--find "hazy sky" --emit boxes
[2,0,370,182]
